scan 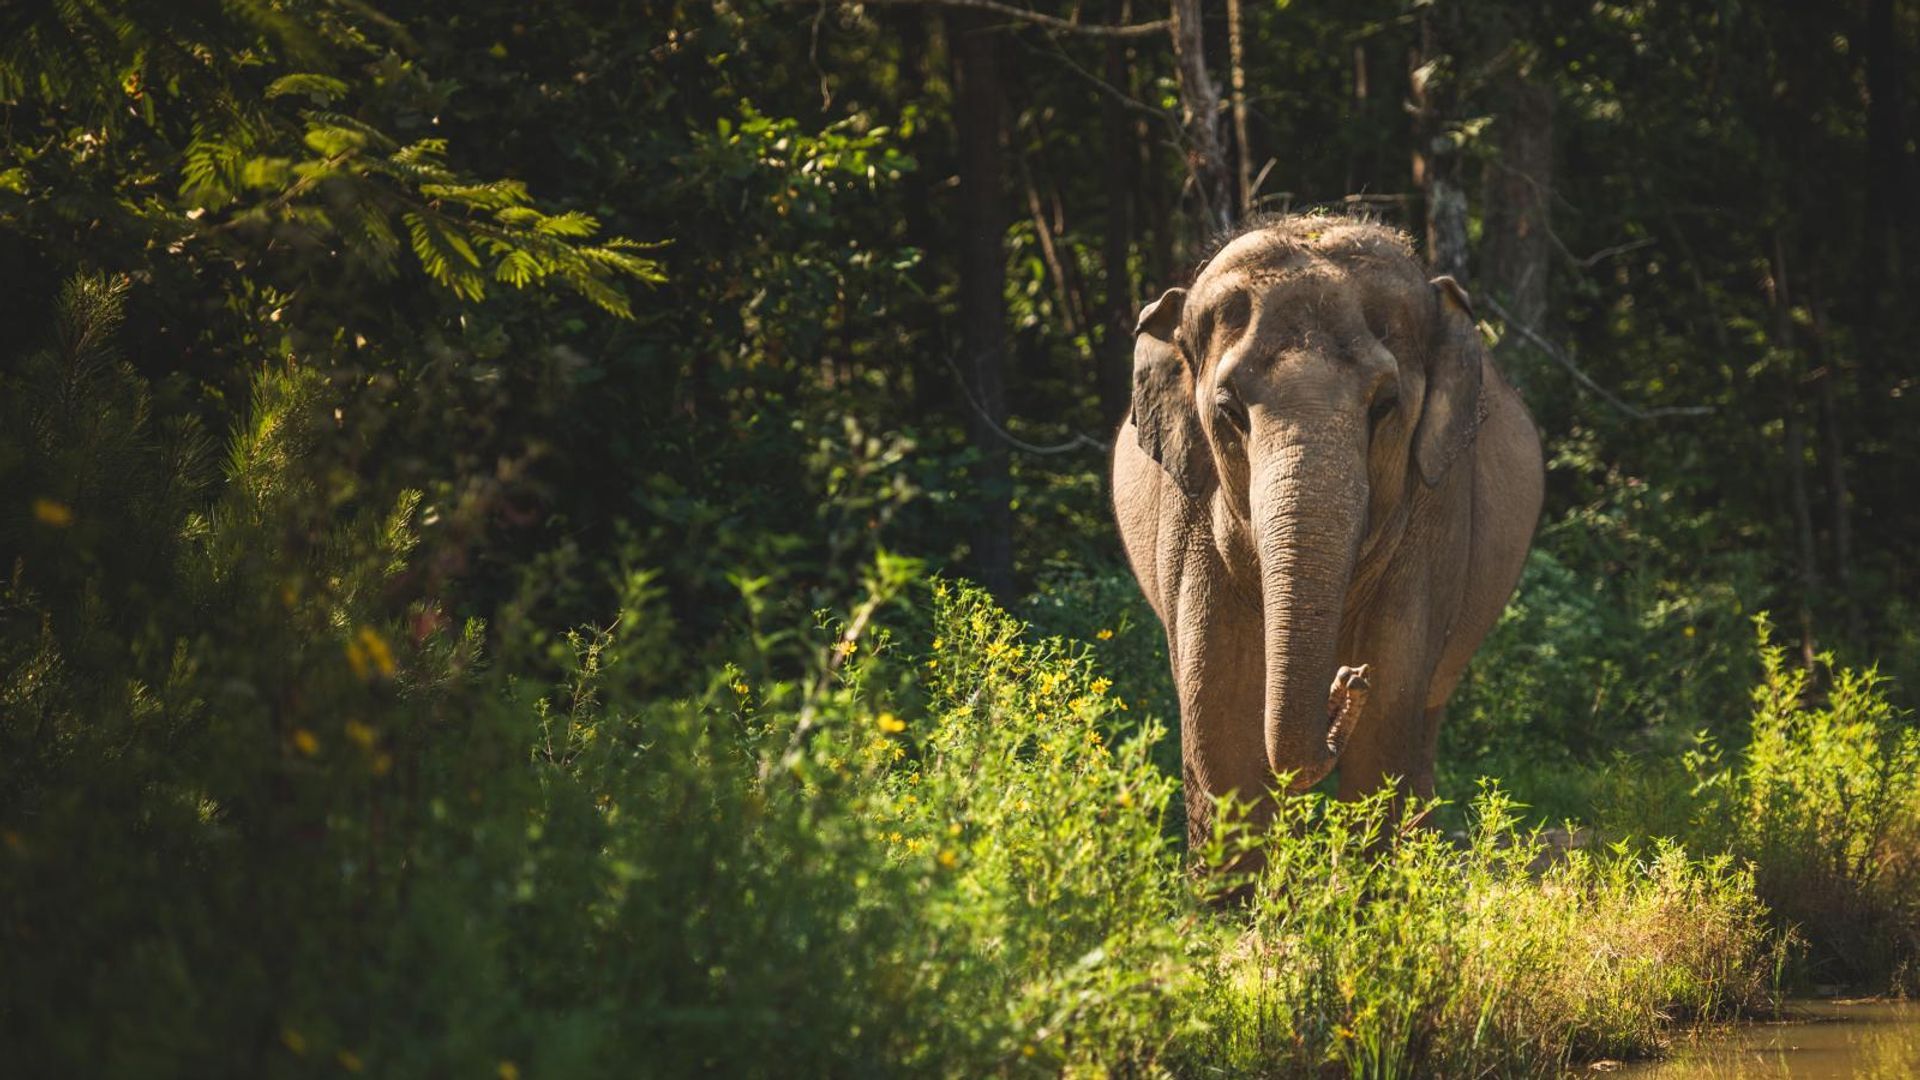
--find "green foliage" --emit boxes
[6,0,1920,1073]
[1190,785,1782,1078]
[1441,447,1767,824]
[3,2,658,317]
[0,333,1790,1073]
[1611,619,1920,989]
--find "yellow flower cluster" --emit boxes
[32,498,74,527]
[343,719,392,776]
[345,626,395,680]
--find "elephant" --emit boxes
[1111,215,1543,848]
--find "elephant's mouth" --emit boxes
[1325,664,1371,756]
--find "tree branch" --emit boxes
[943,351,1111,454]
[1480,295,1715,420]
[819,0,1170,38]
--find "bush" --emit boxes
[1648,617,1920,989]
[1189,785,1782,1078]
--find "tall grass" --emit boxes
[1598,617,1920,991]
[1189,786,1780,1077]
[535,579,1784,1076]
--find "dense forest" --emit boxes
[3,0,1918,1075]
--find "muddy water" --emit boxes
[1610,999,1920,1079]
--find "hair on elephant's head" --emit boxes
[1130,217,1487,792]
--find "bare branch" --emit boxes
[1008,31,1176,126]
[943,351,1111,454]
[1480,295,1714,420]
[813,0,1171,38]
[1546,227,1656,270]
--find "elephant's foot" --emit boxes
[1325,664,1371,755]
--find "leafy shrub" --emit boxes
[1443,495,1762,825]
[1190,786,1782,1078]
[1655,617,1920,988]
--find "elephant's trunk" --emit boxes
[1250,420,1370,792]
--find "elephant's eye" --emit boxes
[1214,385,1249,435]
[1367,392,1399,434]
[1217,292,1252,344]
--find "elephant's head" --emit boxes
[1131,219,1485,792]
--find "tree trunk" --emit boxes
[952,9,1014,599]
[1018,151,1080,337]
[1811,295,1859,642]
[1863,0,1907,341]
[1481,69,1552,331]
[1409,12,1469,281]
[1226,0,1254,216]
[1771,235,1819,669]
[900,9,944,416]
[1100,0,1136,428]
[1170,0,1232,235]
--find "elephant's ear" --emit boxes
[1132,287,1210,498]
[1413,276,1487,487]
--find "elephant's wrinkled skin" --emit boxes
[1111,217,1543,846]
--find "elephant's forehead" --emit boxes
[1197,238,1426,325]
[1196,256,1359,321]
[1202,230,1308,278]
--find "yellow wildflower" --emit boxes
[1116,790,1134,808]
[732,681,750,696]
[345,627,395,680]
[1021,1044,1037,1058]
[1684,625,1697,638]
[1096,628,1113,641]
[937,849,957,869]
[877,712,907,733]
[31,498,73,527]
[834,638,858,658]
[337,1049,365,1072]
[948,822,962,837]
[344,719,377,750]
[1090,677,1112,695]
[291,729,319,756]
[357,627,395,677]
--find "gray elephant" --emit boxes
[1111,216,1543,847]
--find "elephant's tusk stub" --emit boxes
[1325,664,1371,756]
